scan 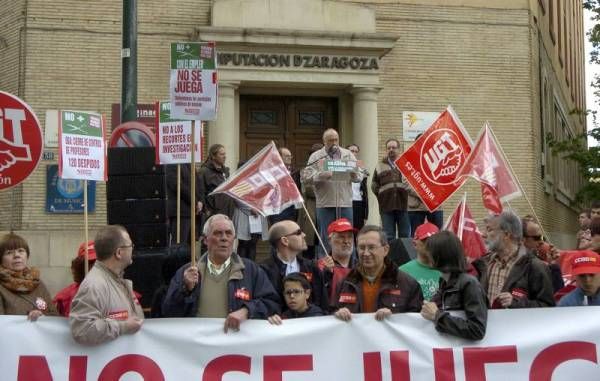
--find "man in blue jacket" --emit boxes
[162,214,280,332]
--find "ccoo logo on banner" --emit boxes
[0,91,43,190]
[396,106,472,211]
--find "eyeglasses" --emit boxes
[283,229,303,238]
[119,243,135,250]
[284,289,305,297]
[524,235,543,241]
[357,244,384,253]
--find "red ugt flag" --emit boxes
[396,105,473,212]
[443,194,487,260]
[210,142,303,217]
[455,122,522,214]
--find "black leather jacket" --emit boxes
[431,273,488,340]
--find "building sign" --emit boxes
[110,104,156,129]
[46,164,95,213]
[0,91,43,191]
[218,52,379,70]
[402,111,441,142]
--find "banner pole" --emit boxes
[487,126,548,239]
[190,120,196,267]
[301,202,329,257]
[83,180,89,275]
[176,164,181,244]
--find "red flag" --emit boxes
[210,142,303,216]
[443,194,486,260]
[455,122,521,213]
[396,106,473,211]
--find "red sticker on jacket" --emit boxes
[338,293,357,304]
[300,272,313,282]
[384,289,402,296]
[235,288,251,301]
[108,310,129,320]
[511,288,528,298]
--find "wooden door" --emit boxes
[240,95,338,167]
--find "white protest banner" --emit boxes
[154,101,202,164]
[169,42,218,120]
[58,110,106,181]
[2,308,600,380]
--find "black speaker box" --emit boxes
[107,174,166,200]
[124,223,169,249]
[108,199,167,225]
[125,248,167,311]
[108,147,164,176]
[388,237,417,267]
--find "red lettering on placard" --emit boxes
[463,346,518,381]
[69,356,88,381]
[433,348,456,381]
[363,352,382,381]
[202,355,251,381]
[390,351,411,381]
[98,354,164,381]
[17,356,53,381]
[529,341,598,381]
[263,355,313,381]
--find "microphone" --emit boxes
[327,145,338,158]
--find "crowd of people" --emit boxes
[0,128,599,347]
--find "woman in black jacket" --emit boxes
[420,231,488,340]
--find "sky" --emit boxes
[585,9,599,146]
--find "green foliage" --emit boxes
[549,2,600,204]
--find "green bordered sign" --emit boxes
[154,101,202,165]
[169,42,218,121]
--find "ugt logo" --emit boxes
[0,91,43,190]
[420,129,465,185]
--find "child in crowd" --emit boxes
[268,273,324,325]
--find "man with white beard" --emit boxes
[320,218,357,307]
[477,211,554,309]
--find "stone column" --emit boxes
[207,82,239,169]
[351,86,381,224]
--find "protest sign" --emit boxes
[58,111,106,181]
[155,101,202,164]
[169,42,218,120]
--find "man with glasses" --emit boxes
[372,138,410,241]
[334,225,423,321]
[262,220,329,312]
[162,214,280,332]
[521,218,564,292]
[479,212,554,309]
[70,225,144,345]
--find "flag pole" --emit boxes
[176,164,181,244]
[487,125,548,239]
[190,120,196,267]
[301,202,329,256]
[83,180,89,275]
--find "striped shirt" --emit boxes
[486,248,521,306]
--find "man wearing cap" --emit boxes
[558,251,600,306]
[302,129,362,258]
[399,222,441,301]
[262,220,329,312]
[70,225,144,345]
[54,241,97,317]
[334,225,423,321]
[320,218,358,305]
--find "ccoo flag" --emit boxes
[209,142,303,217]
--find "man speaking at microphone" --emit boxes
[302,129,362,258]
